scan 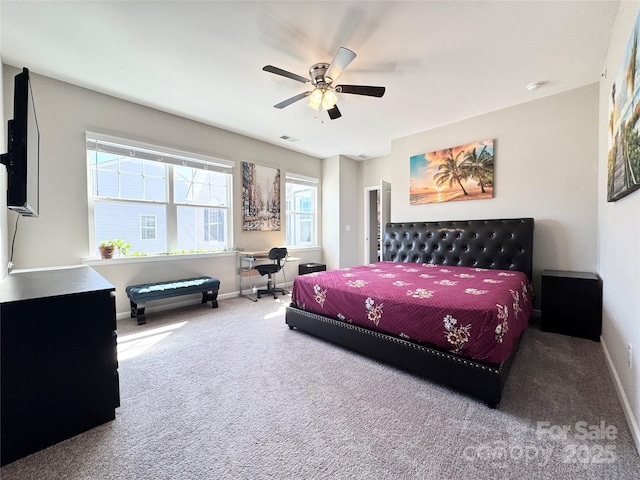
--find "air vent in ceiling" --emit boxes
[279,135,299,142]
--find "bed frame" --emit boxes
[285,218,534,407]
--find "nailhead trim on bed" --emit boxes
[297,308,502,374]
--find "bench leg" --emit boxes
[137,308,146,325]
[211,290,219,308]
[130,300,146,325]
[202,290,219,308]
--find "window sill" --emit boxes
[83,246,321,267]
[83,250,238,266]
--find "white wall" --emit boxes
[1,67,323,314]
[598,0,640,452]
[360,84,600,307]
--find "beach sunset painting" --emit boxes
[410,139,494,205]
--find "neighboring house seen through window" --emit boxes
[285,173,318,247]
[87,133,234,256]
[204,208,224,242]
[140,215,157,240]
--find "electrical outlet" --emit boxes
[628,343,633,370]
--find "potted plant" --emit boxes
[99,239,131,259]
[99,241,116,259]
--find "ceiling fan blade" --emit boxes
[325,47,356,83]
[327,105,342,120]
[263,65,309,84]
[274,91,311,109]
[336,84,385,97]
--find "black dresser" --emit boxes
[1,266,120,466]
[541,270,602,342]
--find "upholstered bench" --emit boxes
[125,276,220,325]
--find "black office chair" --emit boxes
[255,247,289,299]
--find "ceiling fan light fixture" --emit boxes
[308,88,323,110]
[322,89,338,110]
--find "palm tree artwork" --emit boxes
[433,150,469,196]
[461,145,494,194]
[410,139,494,205]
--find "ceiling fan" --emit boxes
[262,47,385,120]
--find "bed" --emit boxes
[285,218,535,406]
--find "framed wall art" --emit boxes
[410,139,494,205]
[607,10,640,202]
[242,161,281,231]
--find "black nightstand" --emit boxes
[541,270,602,342]
[298,263,326,275]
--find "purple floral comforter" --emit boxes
[290,261,533,364]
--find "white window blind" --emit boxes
[86,133,233,175]
[285,172,319,187]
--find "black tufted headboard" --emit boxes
[383,218,534,280]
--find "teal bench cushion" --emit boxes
[125,276,220,303]
[125,276,220,325]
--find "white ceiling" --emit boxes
[0,1,620,160]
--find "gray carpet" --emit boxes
[2,295,639,479]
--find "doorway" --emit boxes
[364,180,390,264]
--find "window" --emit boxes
[204,209,224,242]
[140,215,157,240]
[87,133,233,256]
[285,173,318,247]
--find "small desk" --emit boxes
[238,251,270,301]
[238,250,298,301]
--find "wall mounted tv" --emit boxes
[0,67,39,217]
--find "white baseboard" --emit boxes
[601,337,640,457]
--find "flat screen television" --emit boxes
[1,67,39,217]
